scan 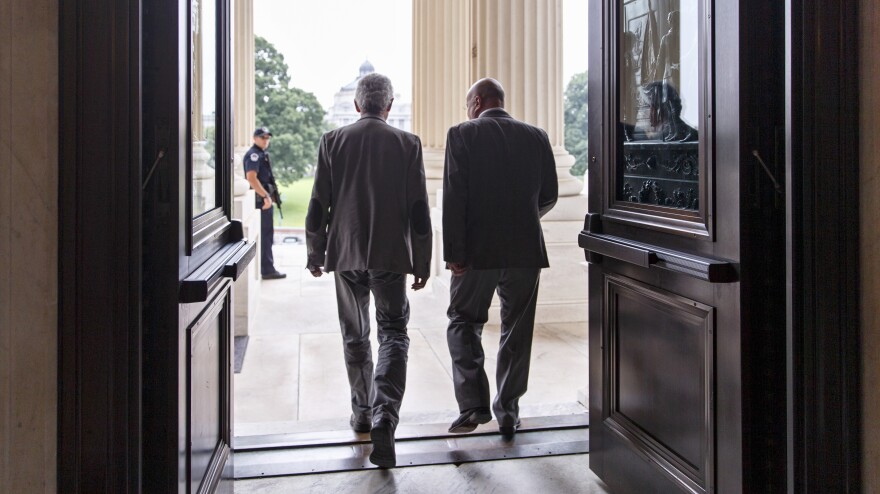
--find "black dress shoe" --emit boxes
[369,420,396,468]
[448,407,492,433]
[499,418,522,440]
[262,271,287,280]
[350,415,371,433]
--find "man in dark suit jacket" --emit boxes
[305,73,432,468]
[443,78,558,439]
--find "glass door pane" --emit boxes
[192,0,219,217]
[617,0,703,222]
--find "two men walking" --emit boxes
[305,75,558,467]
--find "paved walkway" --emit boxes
[234,241,588,436]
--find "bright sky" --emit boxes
[254,0,588,109]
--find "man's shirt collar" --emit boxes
[359,113,387,122]
[478,107,512,119]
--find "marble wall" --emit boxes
[860,0,880,490]
[0,0,58,492]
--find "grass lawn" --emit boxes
[274,177,314,227]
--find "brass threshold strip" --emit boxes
[234,413,589,479]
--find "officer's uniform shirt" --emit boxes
[243,144,273,186]
[244,144,275,208]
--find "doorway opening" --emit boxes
[231,0,590,477]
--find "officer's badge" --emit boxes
[250,153,259,162]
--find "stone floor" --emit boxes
[234,453,613,493]
[232,240,599,492]
[234,240,589,436]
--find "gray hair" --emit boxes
[355,73,394,113]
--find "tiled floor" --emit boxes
[234,240,589,436]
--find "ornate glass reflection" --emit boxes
[192,0,218,217]
[618,0,700,213]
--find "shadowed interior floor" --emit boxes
[234,452,612,493]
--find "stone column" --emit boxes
[412,0,472,203]
[233,0,255,197]
[232,0,261,336]
[470,0,587,322]
[191,0,214,214]
[471,0,584,202]
[192,0,204,139]
[416,0,588,323]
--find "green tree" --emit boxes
[255,36,331,185]
[564,71,588,177]
[256,36,290,95]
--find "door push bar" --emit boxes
[179,220,258,303]
[578,213,738,283]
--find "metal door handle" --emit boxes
[222,239,257,281]
[579,233,657,268]
[578,213,738,283]
[179,220,257,303]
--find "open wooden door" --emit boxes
[583,0,787,491]
[142,0,254,492]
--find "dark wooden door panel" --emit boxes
[600,438,698,494]
[605,274,713,492]
[141,0,240,491]
[587,0,787,490]
[173,280,235,494]
[188,295,228,493]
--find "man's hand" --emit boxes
[261,196,272,210]
[411,276,428,291]
[308,265,323,278]
[447,262,468,276]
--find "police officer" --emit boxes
[244,127,286,280]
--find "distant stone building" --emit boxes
[326,60,412,132]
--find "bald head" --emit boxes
[465,78,505,119]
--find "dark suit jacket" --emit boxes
[442,108,558,269]
[306,115,432,278]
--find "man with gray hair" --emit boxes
[306,72,432,468]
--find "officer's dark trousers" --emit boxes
[446,268,541,428]
[334,270,410,429]
[260,205,276,275]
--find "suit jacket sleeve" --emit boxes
[442,126,469,263]
[407,137,432,279]
[538,130,559,218]
[306,134,332,269]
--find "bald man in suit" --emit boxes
[442,78,558,439]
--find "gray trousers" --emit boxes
[446,268,541,428]
[334,270,410,428]
[260,206,276,275]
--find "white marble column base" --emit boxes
[552,147,586,197]
[423,147,445,207]
[233,189,261,337]
[430,193,589,325]
[233,146,253,197]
